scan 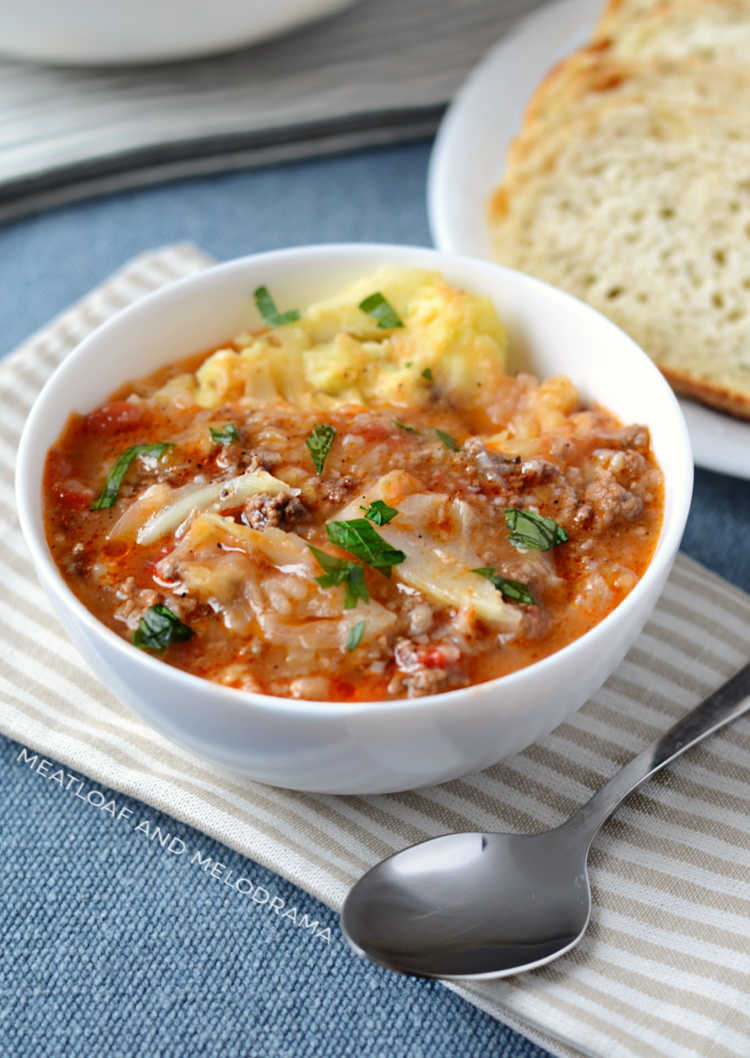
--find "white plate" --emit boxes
[428,0,750,480]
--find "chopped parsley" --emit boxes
[473,567,536,605]
[434,428,459,452]
[308,545,369,609]
[209,423,239,445]
[360,499,398,526]
[421,367,434,382]
[345,620,366,652]
[325,519,405,578]
[134,604,194,651]
[358,292,403,329]
[394,420,417,433]
[504,509,568,552]
[305,423,337,474]
[91,442,174,510]
[253,285,301,328]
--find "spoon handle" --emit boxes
[565,660,750,844]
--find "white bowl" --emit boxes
[0,0,355,65]
[15,245,693,793]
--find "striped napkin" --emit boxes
[3,245,749,1058]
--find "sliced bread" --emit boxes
[523,54,750,129]
[600,0,750,62]
[491,99,750,417]
[505,88,750,195]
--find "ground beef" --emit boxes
[396,668,451,697]
[518,458,563,485]
[463,441,572,510]
[462,439,522,488]
[394,637,461,671]
[113,578,159,630]
[320,473,357,505]
[389,637,466,697]
[242,492,307,531]
[615,425,650,453]
[216,445,282,474]
[61,542,90,577]
[586,424,651,454]
[584,468,644,530]
[467,435,648,536]
[594,447,650,486]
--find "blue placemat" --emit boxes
[1,734,548,1058]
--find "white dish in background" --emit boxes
[0,0,356,65]
[428,0,750,480]
[16,244,691,793]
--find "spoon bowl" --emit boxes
[342,828,591,979]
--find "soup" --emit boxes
[43,269,663,700]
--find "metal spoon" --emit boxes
[342,661,750,980]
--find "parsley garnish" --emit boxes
[504,509,568,552]
[422,367,434,381]
[209,424,239,445]
[473,567,536,605]
[134,604,194,651]
[325,519,406,578]
[346,620,366,651]
[358,292,403,329]
[253,285,301,328]
[394,420,417,433]
[91,443,174,510]
[434,428,459,451]
[360,499,398,525]
[308,545,369,609]
[306,423,337,474]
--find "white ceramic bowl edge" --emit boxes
[15,244,693,792]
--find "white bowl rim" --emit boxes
[15,242,694,720]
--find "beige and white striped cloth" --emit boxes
[2,245,749,1058]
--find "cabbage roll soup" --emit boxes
[44,269,664,701]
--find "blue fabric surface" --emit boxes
[1,736,546,1058]
[2,140,749,1058]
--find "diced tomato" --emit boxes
[418,646,450,669]
[85,400,145,433]
[53,484,93,510]
[46,448,72,480]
